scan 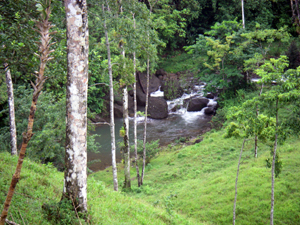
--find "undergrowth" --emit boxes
[158,52,204,73]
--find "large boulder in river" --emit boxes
[148,97,168,119]
[136,82,146,106]
[136,71,162,106]
[137,71,161,94]
[204,107,215,115]
[187,97,209,112]
[206,93,215,99]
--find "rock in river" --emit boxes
[148,97,168,119]
[187,97,209,112]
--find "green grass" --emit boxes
[1,130,299,224]
[0,155,62,224]
[94,130,300,224]
[0,153,199,224]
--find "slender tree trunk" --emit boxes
[102,4,118,191]
[291,0,296,21]
[132,13,141,187]
[0,2,55,223]
[270,98,279,225]
[254,83,264,158]
[141,57,150,185]
[241,0,245,29]
[133,56,140,186]
[233,138,247,225]
[63,0,89,213]
[123,86,131,188]
[4,63,17,156]
[290,0,300,33]
[254,135,258,158]
[141,2,153,185]
[295,0,300,27]
[118,0,130,188]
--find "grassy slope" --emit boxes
[93,130,300,225]
[0,154,62,224]
[0,129,299,224]
[0,153,198,224]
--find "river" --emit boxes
[87,85,216,171]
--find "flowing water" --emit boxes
[88,85,217,171]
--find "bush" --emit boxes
[131,140,160,164]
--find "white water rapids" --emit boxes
[88,84,217,171]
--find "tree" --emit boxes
[225,97,276,225]
[101,2,119,191]
[192,20,244,95]
[141,56,150,186]
[63,0,89,213]
[132,11,141,187]
[141,0,156,186]
[255,56,300,224]
[117,0,132,190]
[0,1,55,223]
[241,25,290,62]
[242,26,290,156]
[4,64,17,156]
[120,25,131,190]
[290,0,300,34]
[226,55,300,224]
[241,0,245,29]
[122,80,131,189]
[150,0,201,49]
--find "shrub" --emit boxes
[131,140,160,164]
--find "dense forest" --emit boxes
[0,0,300,224]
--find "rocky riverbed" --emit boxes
[91,69,219,123]
[88,69,219,171]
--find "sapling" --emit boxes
[0,1,55,223]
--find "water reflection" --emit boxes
[88,112,212,171]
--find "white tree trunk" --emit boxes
[133,57,140,186]
[102,4,118,191]
[64,0,89,212]
[123,86,131,188]
[233,138,247,225]
[132,11,140,186]
[141,57,150,185]
[133,52,141,186]
[120,35,131,188]
[4,63,17,156]
[270,98,279,225]
[241,0,245,29]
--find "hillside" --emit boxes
[92,129,300,225]
[0,152,197,224]
[1,127,299,224]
